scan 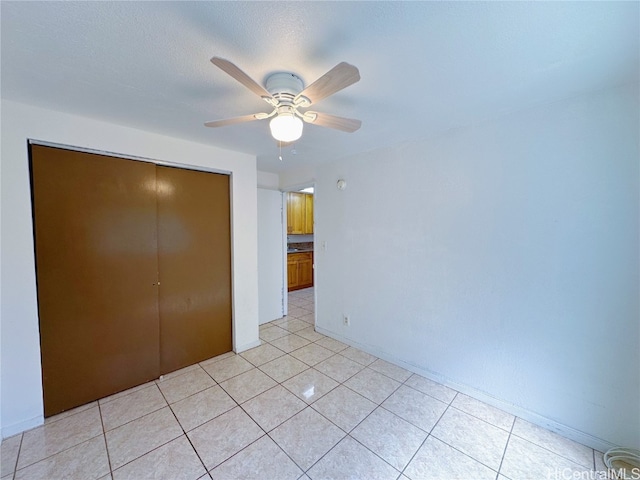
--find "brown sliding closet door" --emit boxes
[156,166,232,374]
[31,145,160,417]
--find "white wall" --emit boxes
[314,83,639,450]
[0,100,261,437]
[257,170,279,190]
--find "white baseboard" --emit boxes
[315,326,618,453]
[2,415,43,440]
[235,338,261,354]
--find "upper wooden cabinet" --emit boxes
[305,194,313,234]
[287,192,313,234]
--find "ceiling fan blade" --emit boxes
[304,111,362,133]
[295,62,360,105]
[204,113,262,128]
[210,57,273,100]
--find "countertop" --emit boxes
[287,248,313,253]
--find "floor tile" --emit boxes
[351,407,427,471]
[430,407,509,471]
[219,368,277,404]
[314,354,363,383]
[260,321,280,331]
[283,308,308,320]
[98,381,157,405]
[307,436,399,480]
[170,385,237,432]
[44,401,98,425]
[500,435,587,480]
[594,450,610,473]
[259,325,289,342]
[312,385,376,432]
[270,407,346,471]
[269,333,311,353]
[382,385,448,433]
[405,374,457,404]
[451,393,514,431]
[18,406,103,469]
[259,354,309,383]
[368,358,412,382]
[105,407,183,470]
[188,407,263,470]
[15,435,109,480]
[157,368,216,404]
[290,343,335,366]
[1,433,22,477]
[314,337,349,353]
[296,327,326,342]
[100,383,167,431]
[298,313,315,324]
[296,325,326,342]
[198,351,235,368]
[200,355,254,383]
[279,318,310,333]
[511,418,594,468]
[112,435,206,480]
[282,369,339,404]
[159,363,202,382]
[404,435,497,480]
[344,368,401,404]
[240,343,285,366]
[242,385,306,431]
[210,435,302,480]
[340,346,377,366]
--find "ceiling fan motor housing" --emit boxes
[265,72,304,105]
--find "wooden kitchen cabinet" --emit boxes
[287,252,313,291]
[305,194,313,234]
[287,192,313,234]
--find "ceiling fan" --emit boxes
[204,57,362,143]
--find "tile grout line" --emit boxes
[426,398,509,476]
[97,401,114,478]
[10,432,24,480]
[397,391,458,479]
[105,389,176,475]
[495,414,517,480]
[298,371,405,475]
[162,384,213,479]
[11,418,105,474]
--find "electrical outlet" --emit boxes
[343,314,350,326]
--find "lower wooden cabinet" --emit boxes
[288,252,313,291]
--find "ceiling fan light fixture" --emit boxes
[269,114,303,142]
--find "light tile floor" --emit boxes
[1,288,615,480]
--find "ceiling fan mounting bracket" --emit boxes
[265,72,304,97]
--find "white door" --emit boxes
[257,188,285,324]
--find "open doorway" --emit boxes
[284,185,315,324]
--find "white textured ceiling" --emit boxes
[2,1,638,173]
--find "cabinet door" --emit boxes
[304,194,314,234]
[287,192,305,234]
[287,255,299,290]
[31,145,161,416]
[157,166,232,374]
[298,253,314,288]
